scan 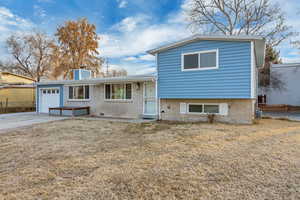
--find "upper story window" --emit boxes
[182,49,218,71]
[105,83,132,100]
[69,85,89,100]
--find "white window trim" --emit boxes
[181,49,219,71]
[104,83,133,101]
[187,103,220,115]
[67,85,91,101]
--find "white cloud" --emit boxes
[117,0,128,8]
[34,5,46,18]
[282,56,300,63]
[123,54,155,62]
[135,67,156,75]
[0,7,34,60]
[99,13,191,58]
[123,56,137,61]
[139,54,155,61]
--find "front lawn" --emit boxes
[0,119,299,199]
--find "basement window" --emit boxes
[188,103,220,114]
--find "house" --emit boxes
[36,35,265,124]
[36,69,157,119]
[0,72,35,112]
[262,63,300,106]
[148,35,265,124]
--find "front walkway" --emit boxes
[0,112,67,133]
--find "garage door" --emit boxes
[39,88,60,113]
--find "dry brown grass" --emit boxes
[0,119,300,200]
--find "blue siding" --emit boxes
[157,40,252,99]
[36,84,64,112]
[81,70,91,79]
[74,69,91,80]
[74,70,80,80]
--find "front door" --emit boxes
[144,82,156,115]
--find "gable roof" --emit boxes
[147,34,266,67]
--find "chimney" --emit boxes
[72,69,92,80]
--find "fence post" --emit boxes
[5,98,8,113]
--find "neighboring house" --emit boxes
[36,35,265,124]
[263,63,300,106]
[0,72,36,111]
[148,35,265,124]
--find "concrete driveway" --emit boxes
[0,112,67,133]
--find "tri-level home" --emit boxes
[148,35,265,124]
[36,35,265,124]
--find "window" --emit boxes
[189,104,203,113]
[105,83,132,100]
[183,54,199,69]
[68,85,89,100]
[182,49,218,70]
[188,104,219,114]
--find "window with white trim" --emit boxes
[105,83,132,100]
[69,85,89,100]
[188,103,220,114]
[182,50,218,70]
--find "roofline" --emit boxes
[36,75,157,86]
[272,63,300,68]
[0,71,36,82]
[0,84,35,89]
[147,34,265,55]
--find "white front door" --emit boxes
[144,82,156,115]
[39,88,60,113]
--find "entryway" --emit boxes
[143,82,157,118]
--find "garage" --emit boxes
[39,88,60,113]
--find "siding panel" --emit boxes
[157,40,251,99]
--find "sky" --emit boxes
[0,0,299,75]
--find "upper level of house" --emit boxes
[148,35,265,99]
[0,72,35,85]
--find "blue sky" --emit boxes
[0,0,299,75]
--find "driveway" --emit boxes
[0,112,67,133]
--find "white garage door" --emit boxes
[39,88,60,113]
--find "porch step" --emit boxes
[142,114,158,119]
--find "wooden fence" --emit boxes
[259,104,300,112]
[0,98,35,114]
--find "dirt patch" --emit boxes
[0,119,299,200]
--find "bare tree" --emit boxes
[259,44,286,92]
[0,61,24,75]
[187,0,293,92]
[187,0,294,47]
[6,31,54,82]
